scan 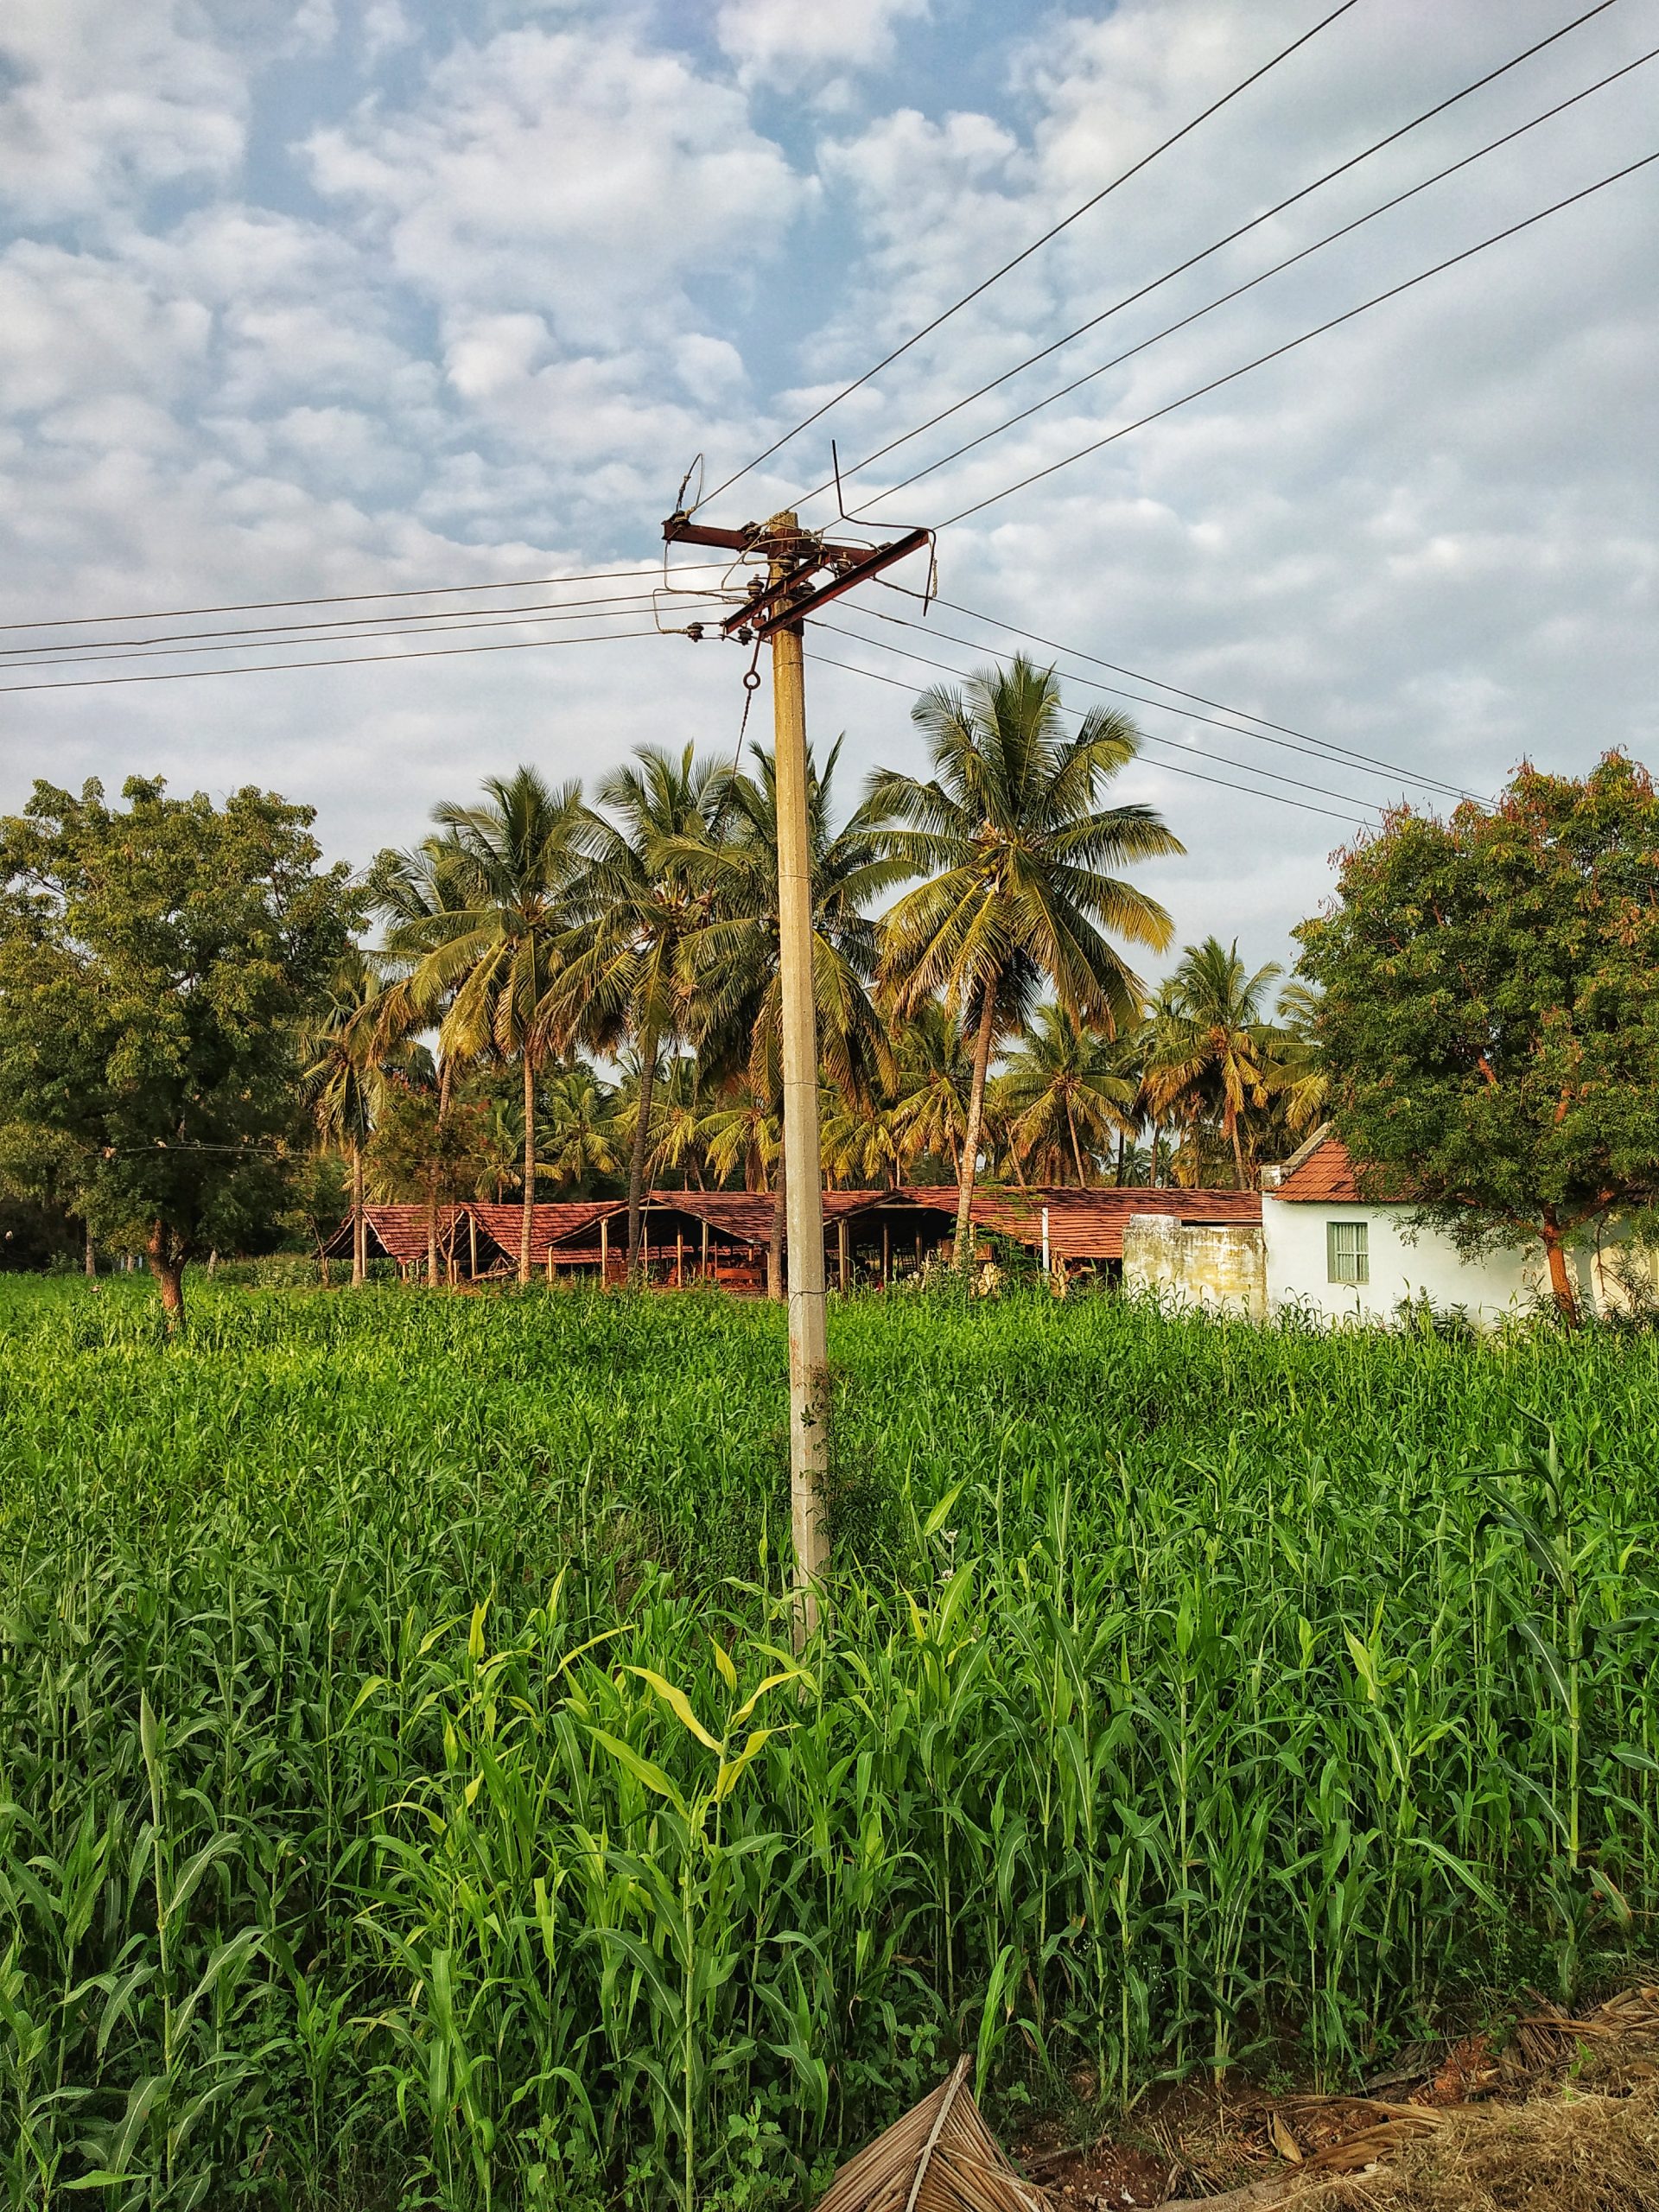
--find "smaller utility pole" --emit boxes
[664,502,931,1644]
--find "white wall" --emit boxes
[1260,1199,1583,1325]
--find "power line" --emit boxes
[880,580,1485,803]
[0,584,729,662]
[0,626,665,697]
[0,560,734,639]
[696,0,1364,509]
[816,16,1649,512]
[5,595,731,675]
[840,598,1480,804]
[813,615,1385,812]
[805,645,1373,829]
[937,144,1659,527]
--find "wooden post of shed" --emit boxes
[469,1212,478,1278]
[837,1219,849,1291]
[676,1230,683,1288]
[701,1219,709,1280]
[601,1216,609,1283]
[545,1246,552,1283]
[882,1223,890,1288]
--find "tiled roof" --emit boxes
[325,1204,475,1263]
[1270,1137,1363,1203]
[333,1183,1262,1268]
[472,1201,622,1255]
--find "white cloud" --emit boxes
[304,25,808,340]
[715,0,928,97]
[0,0,246,222]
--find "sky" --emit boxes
[2,0,1656,982]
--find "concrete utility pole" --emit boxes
[766,512,830,1630]
[663,502,931,1644]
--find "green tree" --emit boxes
[565,745,720,1280]
[683,739,897,1295]
[1295,755,1659,1322]
[885,1000,971,1184]
[539,1062,620,1190]
[385,768,603,1284]
[371,835,471,1286]
[997,1002,1139,1185]
[1142,937,1284,1190]
[867,657,1181,1264]
[301,950,413,1286]
[0,777,355,1322]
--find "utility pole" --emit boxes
[664,503,931,1644]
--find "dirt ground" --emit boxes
[1015,1988,1659,2212]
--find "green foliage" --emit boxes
[1297,755,1659,1313]
[0,777,358,1306]
[3,1284,1659,2206]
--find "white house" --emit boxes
[1260,1128,1650,1325]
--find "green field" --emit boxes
[3,1280,1658,2210]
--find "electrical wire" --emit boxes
[0,585,729,662]
[0,561,734,639]
[6,595,733,675]
[696,0,1365,509]
[808,14,1648,511]
[935,144,1659,527]
[813,616,1383,811]
[804,645,1374,829]
[835,601,1479,804]
[0,626,666,697]
[878,579,1486,802]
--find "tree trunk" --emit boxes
[954,981,998,1271]
[1230,1115,1248,1192]
[520,1053,537,1286]
[427,1058,451,1288]
[1542,1211,1581,1326]
[627,1030,658,1285]
[767,1132,786,1303]
[1116,1127,1128,1186]
[1066,1101,1088,1188]
[83,1223,96,1279]
[351,1140,366,1287]
[148,1220,186,1330]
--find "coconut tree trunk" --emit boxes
[1229,1112,1248,1192]
[427,1058,451,1288]
[627,1029,658,1285]
[1066,1101,1088,1188]
[767,1131,786,1302]
[351,1140,365,1287]
[148,1220,186,1330]
[83,1223,96,1279]
[1542,1209,1580,1326]
[954,981,998,1270]
[520,1052,537,1286]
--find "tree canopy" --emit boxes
[1296,754,1659,1319]
[0,776,356,1317]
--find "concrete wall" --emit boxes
[1123,1214,1267,1320]
[1258,1198,1599,1325]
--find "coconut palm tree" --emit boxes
[301,950,386,1286]
[866,657,1181,1265]
[886,1000,971,1183]
[391,768,604,1283]
[997,1002,1140,1185]
[538,1062,620,1189]
[371,835,474,1285]
[1142,937,1285,1189]
[561,745,721,1281]
[682,738,900,1296]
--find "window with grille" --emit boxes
[1327,1220,1369,1285]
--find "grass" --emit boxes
[1,1275,1657,2209]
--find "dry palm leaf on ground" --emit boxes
[812,2056,1052,2212]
